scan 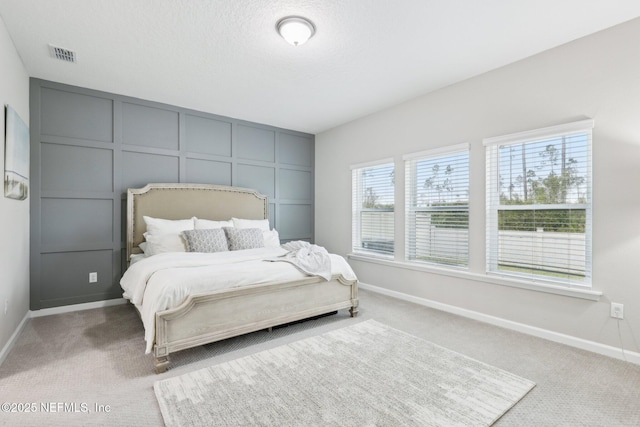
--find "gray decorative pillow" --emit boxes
[224,227,264,251]
[181,229,229,253]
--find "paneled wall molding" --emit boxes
[30,79,314,310]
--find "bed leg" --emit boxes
[350,303,359,318]
[154,355,170,374]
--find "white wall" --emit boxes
[0,15,30,355]
[316,18,640,352]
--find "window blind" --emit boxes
[351,160,395,256]
[404,143,469,267]
[484,120,593,286]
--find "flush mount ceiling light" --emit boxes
[276,16,316,46]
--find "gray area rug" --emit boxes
[154,319,535,426]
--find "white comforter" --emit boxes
[120,245,357,353]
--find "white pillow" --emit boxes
[263,229,280,247]
[143,216,195,235]
[231,217,270,231]
[129,253,147,265]
[144,233,187,256]
[194,218,234,229]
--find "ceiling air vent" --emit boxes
[48,45,77,63]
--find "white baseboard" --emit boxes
[0,311,30,367]
[29,298,128,318]
[360,282,640,365]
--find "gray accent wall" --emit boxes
[30,79,314,310]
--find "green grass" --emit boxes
[416,256,468,267]
[498,264,585,281]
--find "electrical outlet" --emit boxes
[4,300,8,315]
[89,272,98,283]
[611,302,624,319]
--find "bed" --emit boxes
[122,183,359,373]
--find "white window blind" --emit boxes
[404,144,469,267]
[351,160,395,256]
[484,119,593,286]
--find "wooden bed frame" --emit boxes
[126,183,358,373]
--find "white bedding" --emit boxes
[120,245,357,353]
[268,241,333,280]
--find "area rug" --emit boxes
[154,320,535,426]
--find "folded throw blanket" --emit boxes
[266,241,333,281]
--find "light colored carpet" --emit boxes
[1,290,640,426]
[154,319,535,426]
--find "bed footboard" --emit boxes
[153,274,358,373]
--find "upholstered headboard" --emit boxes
[126,183,268,262]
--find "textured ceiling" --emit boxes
[1,0,639,134]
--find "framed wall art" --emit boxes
[4,105,29,200]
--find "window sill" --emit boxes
[347,253,602,301]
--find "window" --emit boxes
[485,120,593,286]
[351,159,395,256]
[405,144,469,267]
